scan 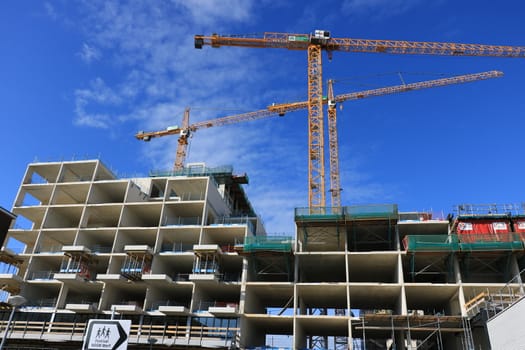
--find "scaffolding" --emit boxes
[454,203,524,217]
[239,236,294,282]
[347,216,397,252]
[352,313,474,350]
[295,205,398,253]
[403,233,524,284]
[405,252,455,283]
[465,268,525,319]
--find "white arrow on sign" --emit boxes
[83,320,131,350]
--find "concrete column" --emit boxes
[453,254,462,284]
[509,255,524,293]
[458,286,467,317]
[397,253,404,284]
[398,285,407,315]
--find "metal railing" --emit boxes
[465,268,525,319]
[88,245,112,253]
[29,271,58,280]
[212,216,254,232]
[160,242,194,253]
[23,298,57,309]
[148,300,188,311]
[65,299,98,306]
[34,245,63,254]
[0,319,240,346]
[162,216,202,226]
[172,273,190,281]
[194,301,239,313]
[455,203,524,217]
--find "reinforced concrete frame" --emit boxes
[2,161,525,349]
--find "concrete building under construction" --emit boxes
[1,159,524,349]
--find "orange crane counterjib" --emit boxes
[195,33,525,57]
[135,70,503,141]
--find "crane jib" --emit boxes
[195,34,525,57]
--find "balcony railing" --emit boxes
[88,245,112,253]
[160,242,194,253]
[65,299,99,305]
[194,301,239,313]
[34,245,63,254]
[149,300,188,311]
[29,270,58,280]
[172,273,190,281]
[2,319,240,346]
[24,298,57,309]
[162,216,202,226]
[211,216,254,232]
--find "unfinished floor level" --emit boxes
[0,159,523,349]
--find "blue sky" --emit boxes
[1,0,525,234]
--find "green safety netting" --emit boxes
[404,235,459,252]
[243,236,293,252]
[458,233,524,251]
[345,204,398,220]
[294,204,397,221]
[405,234,525,252]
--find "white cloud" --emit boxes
[74,112,111,129]
[342,0,425,19]
[74,77,122,128]
[174,0,254,25]
[79,78,121,104]
[78,43,101,63]
[70,1,262,129]
[44,2,58,20]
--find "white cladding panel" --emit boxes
[487,297,525,350]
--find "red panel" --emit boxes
[513,220,525,233]
[456,220,509,234]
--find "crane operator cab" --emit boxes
[311,30,331,45]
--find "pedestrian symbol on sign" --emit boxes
[83,320,131,350]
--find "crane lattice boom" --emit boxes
[136,71,503,188]
[195,32,525,57]
[268,70,503,114]
[136,71,502,142]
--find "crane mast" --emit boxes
[195,30,524,208]
[174,107,191,170]
[327,80,341,208]
[307,44,325,208]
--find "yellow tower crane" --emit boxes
[194,30,524,208]
[136,71,502,200]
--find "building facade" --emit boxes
[0,159,523,349]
